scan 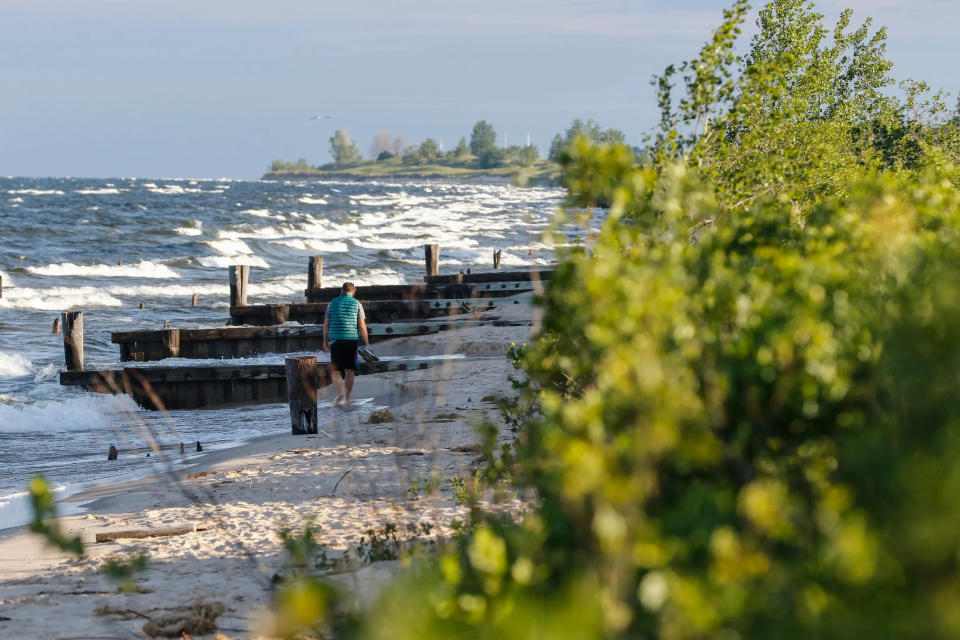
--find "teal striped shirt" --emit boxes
[327,294,364,340]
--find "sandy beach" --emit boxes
[0,299,534,639]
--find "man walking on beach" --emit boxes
[323,282,370,406]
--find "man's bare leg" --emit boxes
[344,370,355,405]
[332,369,345,406]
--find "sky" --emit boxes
[0,0,957,179]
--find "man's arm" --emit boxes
[358,317,369,347]
[322,316,330,351]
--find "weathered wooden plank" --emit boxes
[229,265,250,307]
[303,281,536,303]
[286,356,318,435]
[425,269,554,284]
[60,358,449,410]
[113,320,530,362]
[229,298,498,327]
[62,312,84,372]
[96,526,206,543]
[424,244,439,278]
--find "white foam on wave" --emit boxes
[0,394,141,434]
[198,255,270,269]
[26,260,180,279]
[271,238,350,253]
[7,188,64,195]
[75,187,124,195]
[0,285,124,310]
[9,197,23,203]
[148,184,224,195]
[174,220,203,236]
[298,196,327,205]
[240,208,284,220]
[0,353,32,379]
[206,237,254,256]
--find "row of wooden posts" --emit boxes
[231,245,504,307]
[57,245,519,372]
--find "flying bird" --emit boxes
[309,114,331,120]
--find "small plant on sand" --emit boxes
[100,552,150,593]
[355,522,436,564]
[276,517,343,572]
[450,468,485,505]
[406,471,442,499]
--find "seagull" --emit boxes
[309,114,331,120]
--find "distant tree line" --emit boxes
[269,118,629,171]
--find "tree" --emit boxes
[650,0,896,212]
[548,134,565,162]
[389,135,406,157]
[549,119,627,161]
[328,130,360,165]
[470,120,497,156]
[454,137,470,157]
[347,3,960,639]
[369,131,394,159]
[418,138,440,162]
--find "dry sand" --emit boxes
[0,297,535,639]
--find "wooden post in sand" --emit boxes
[285,356,318,435]
[424,244,439,278]
[62,311,84,372]
[308,256,324,291]
[229,265,250,308]
[493,249,502,270]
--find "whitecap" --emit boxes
[0,395,141,434]
[0,286,124,310]
[74,188,123,195]
[25,260,180,279]
[7,189,64,195]
[197,255,270,269]
[0,353,32,379]
[271,238,350,253]
[174,220,203,236]
[298,196,327,205]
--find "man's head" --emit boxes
[342,282,356,296]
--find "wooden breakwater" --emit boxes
[304,280,537,303]
[59,358,445,411]
[112,320,530,362]
[228,298,504,327]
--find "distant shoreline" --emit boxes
[261,165,561,187]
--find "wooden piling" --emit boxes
[162,329,180,359]
[285,356,318,435]
[52,317,61,334]
[163,320,170,329]
[62,311,84,372]
[107,445,118,461]
[493,249,502,270]
[229,265,250,308]
[191,293,198,306]
[424,244,439,278]
[308,256,324,291]
[139,302,145,309]
[0,273,3,299]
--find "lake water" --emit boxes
[0,176,564,527]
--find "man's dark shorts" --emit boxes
[330,340,359,373]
